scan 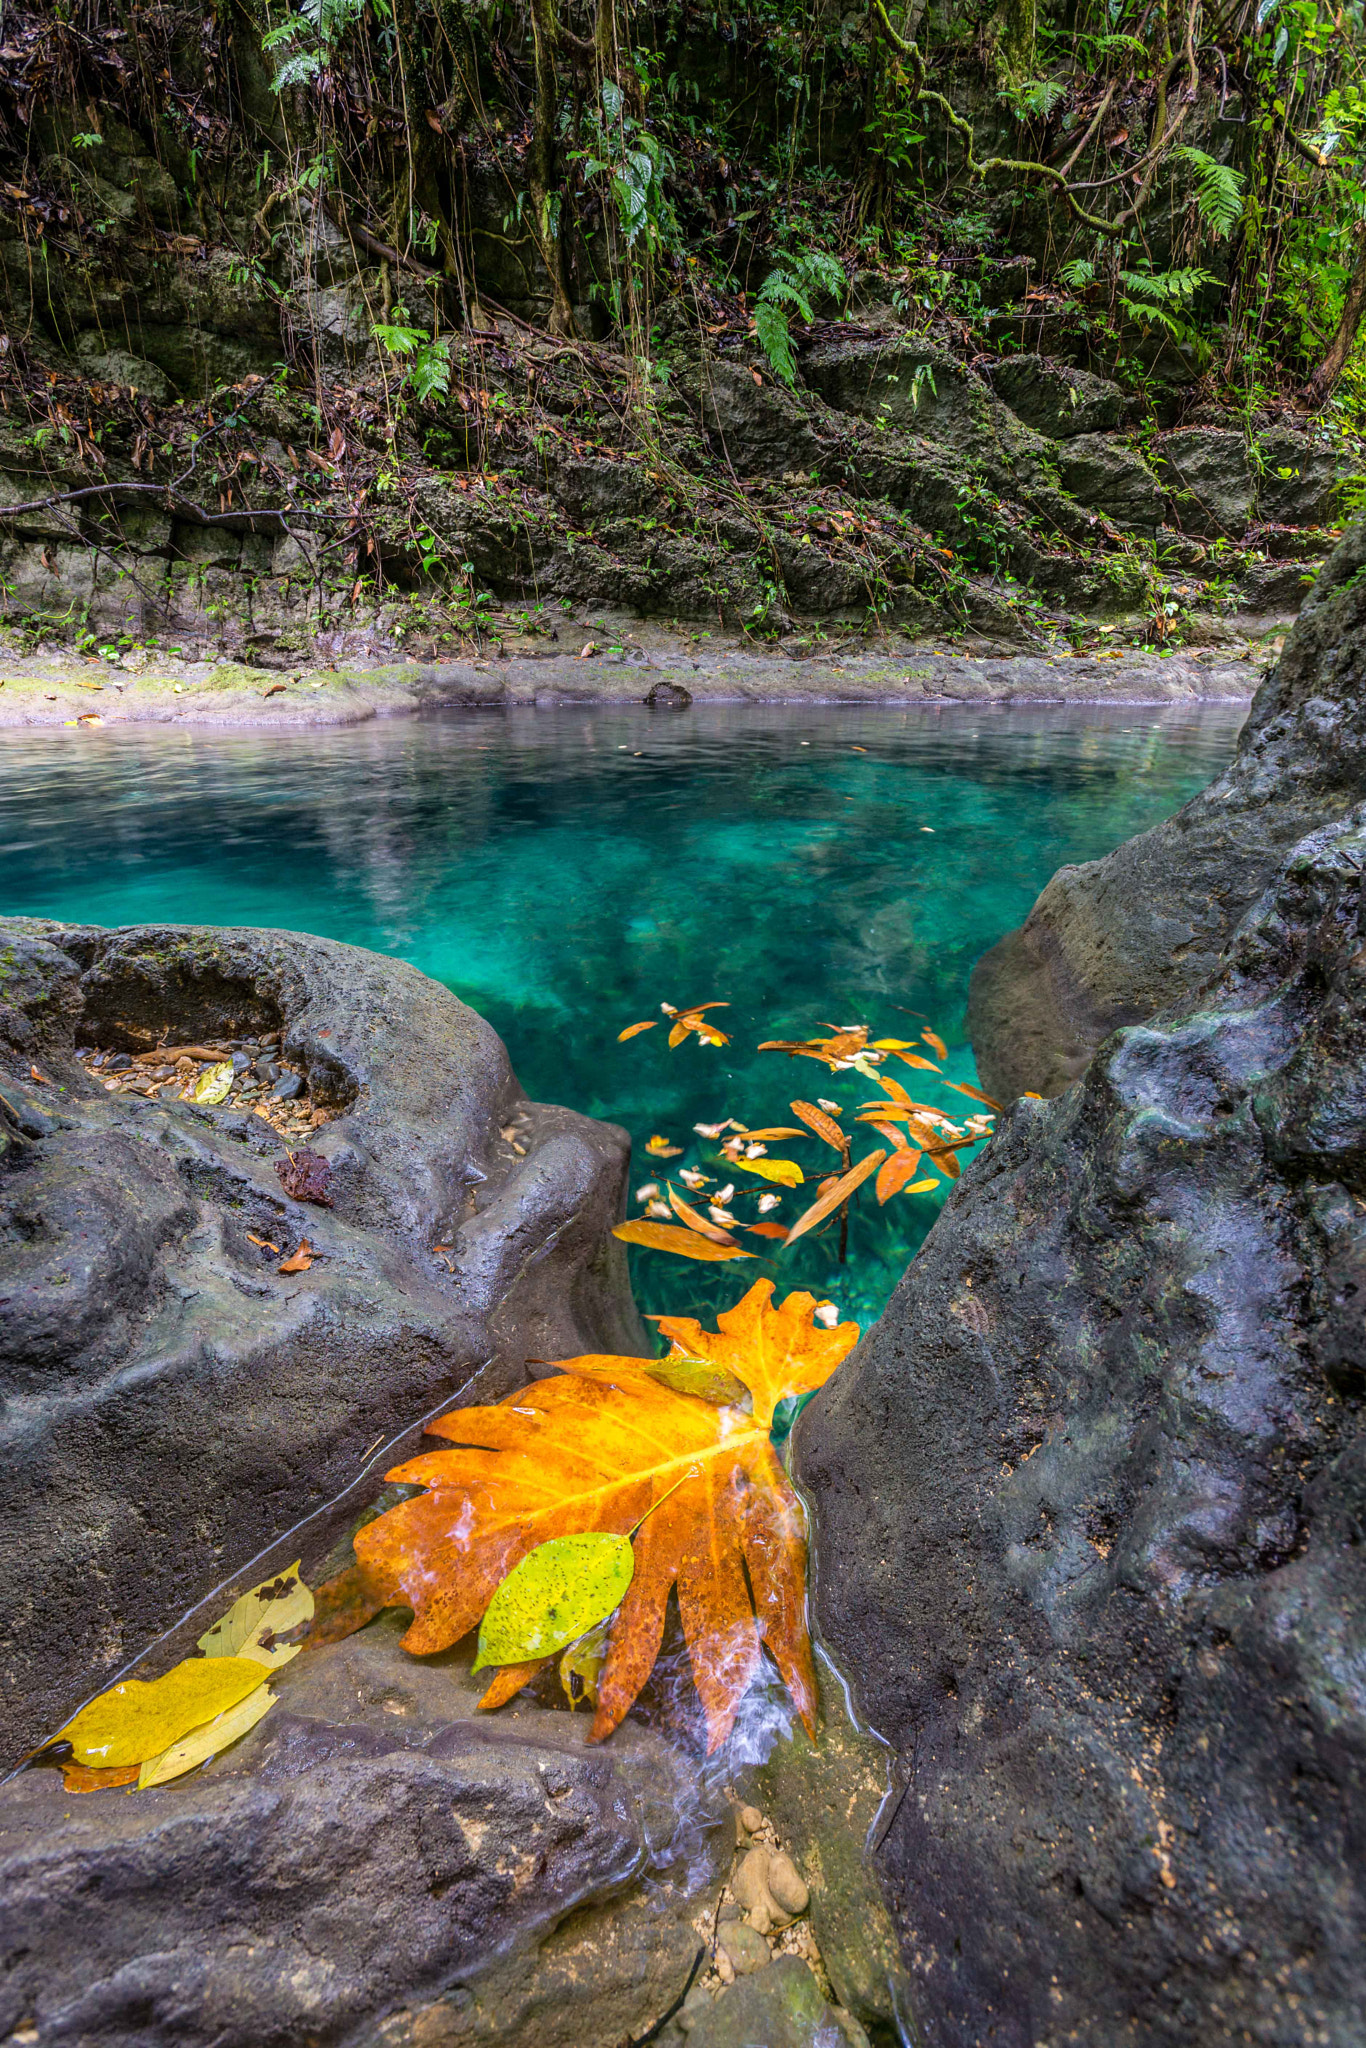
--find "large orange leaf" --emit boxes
[349,1280,858,1752]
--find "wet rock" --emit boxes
[663,1957,857,2048]
[1056,432,1164,536]
[0,918,643,1766]
[985,354,1126,439]
[1152,425,1254,537]
[648,678,693,707]
[800,808,1366,2047]
[969,522,1366,1100]
[0,1613,727,2048]
[766,1849,809,1916]
[1256,424,1344,527]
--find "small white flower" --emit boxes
[814,1302,839,1327]
[708,1205,737,1226]
[818,1098,842,1114]
[714,1183,735,1205]
[646,1199,671,1219]
[635,1182,660,1202]
[744,1142,767,1158]
[694,1120,726,1138]
[679,1166,709,1190]
[758,1192,781,1213]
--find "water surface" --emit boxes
[0,702,1243,1331]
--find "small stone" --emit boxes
[718,1901,740,1924]
[714,1949,735,1986]
[765,1850,809,1916]
[272,1073,303,1101]
[739,1805,764,1835]
[732,1846,773,1930]
[718,1921,770,1976]
[106,1053,132,1073]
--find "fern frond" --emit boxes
[1174,147,1245,239]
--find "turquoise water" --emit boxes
[0,702,1241,1335]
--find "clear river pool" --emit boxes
[0,700,1244,1335]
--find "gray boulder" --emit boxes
[0,1613,726,2048]
[968,524,1366,1101]
[1056,432,1164,536]
[1256,424,1344,528]
[799,805,1366,2048]
[0,918,642,1767]
[1152,426,1254,537]
[985,353,1126,439]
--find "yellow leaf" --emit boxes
[923,1029,949,1059]
[645,1135,683,1157]
[617,1021,658,1041]
[198,1561,314,1670]
[191,1060,234,1105]
[613,1219,755,1261]
[137,1681,276,1788]
[790,1100,847,1150]
[55,1656,270,1768]
[731,1157,804,1187]
[666,1183,738,1245]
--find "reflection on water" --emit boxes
[0,700,1243,1330]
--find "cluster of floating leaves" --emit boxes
[613,1006,1002,1265]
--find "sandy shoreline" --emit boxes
[0,638,1262,728]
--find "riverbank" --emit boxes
[0,629,1261,727]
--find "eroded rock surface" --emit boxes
[0,1614,725,2048]
[0,918,642,1765]
[800,809,1366,2046]
[969,521,1366,1100]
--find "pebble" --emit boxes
[273,1073,303,1100]
[717,1921,770,1976]
[766,1850,809,1917]
[739,1804,764,1834]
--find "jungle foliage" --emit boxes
[3,0,1365,411]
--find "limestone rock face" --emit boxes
[968,522,1366,1102]
[1055,432,1164,535]
[0,1615,726,2048]
[984,353,1127,439]
[0,918,642,1765]
[798,807,1366,2048]
[1152,426,1254,537]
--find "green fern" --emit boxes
[754,300,797,385]
[1174,147,1245,239]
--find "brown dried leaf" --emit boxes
[790,1100,847,1150]
[278,1239,314,1273]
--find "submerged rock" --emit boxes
[0,1613,726,2048]
[799,804,1366,2045]
[0,919,642,1767]
[969,522,1366,1101]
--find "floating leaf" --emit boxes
[790,1100,847,1150]
[645,1134,684,1157]
[876,1151,930,1203]
[617,1021,658,1041]
[53,1656,269,1768]
[731,1156,804,1187]
[922,1029,949,1059]
[613,1219,754,1261]
[894,1052,941,1073]
[138,1680,276,1788]
[644,1350,752,1406]
[784,1150,886,1247]
[198,1562,314,1670]
[729,1126,806,1142]
[747,1220,791,1239]
[666,1183,738,1245]
[191,1060,234,1105]
[475,1532,635,1670]
[279,1239,314,1273]
[344,1280,858,1750]
[945,1079,1003,1112]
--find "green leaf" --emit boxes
[474,1533,635,1669]
[643,1350,752,1407]
[191,1060,234,1105]
[754,299,797,385]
